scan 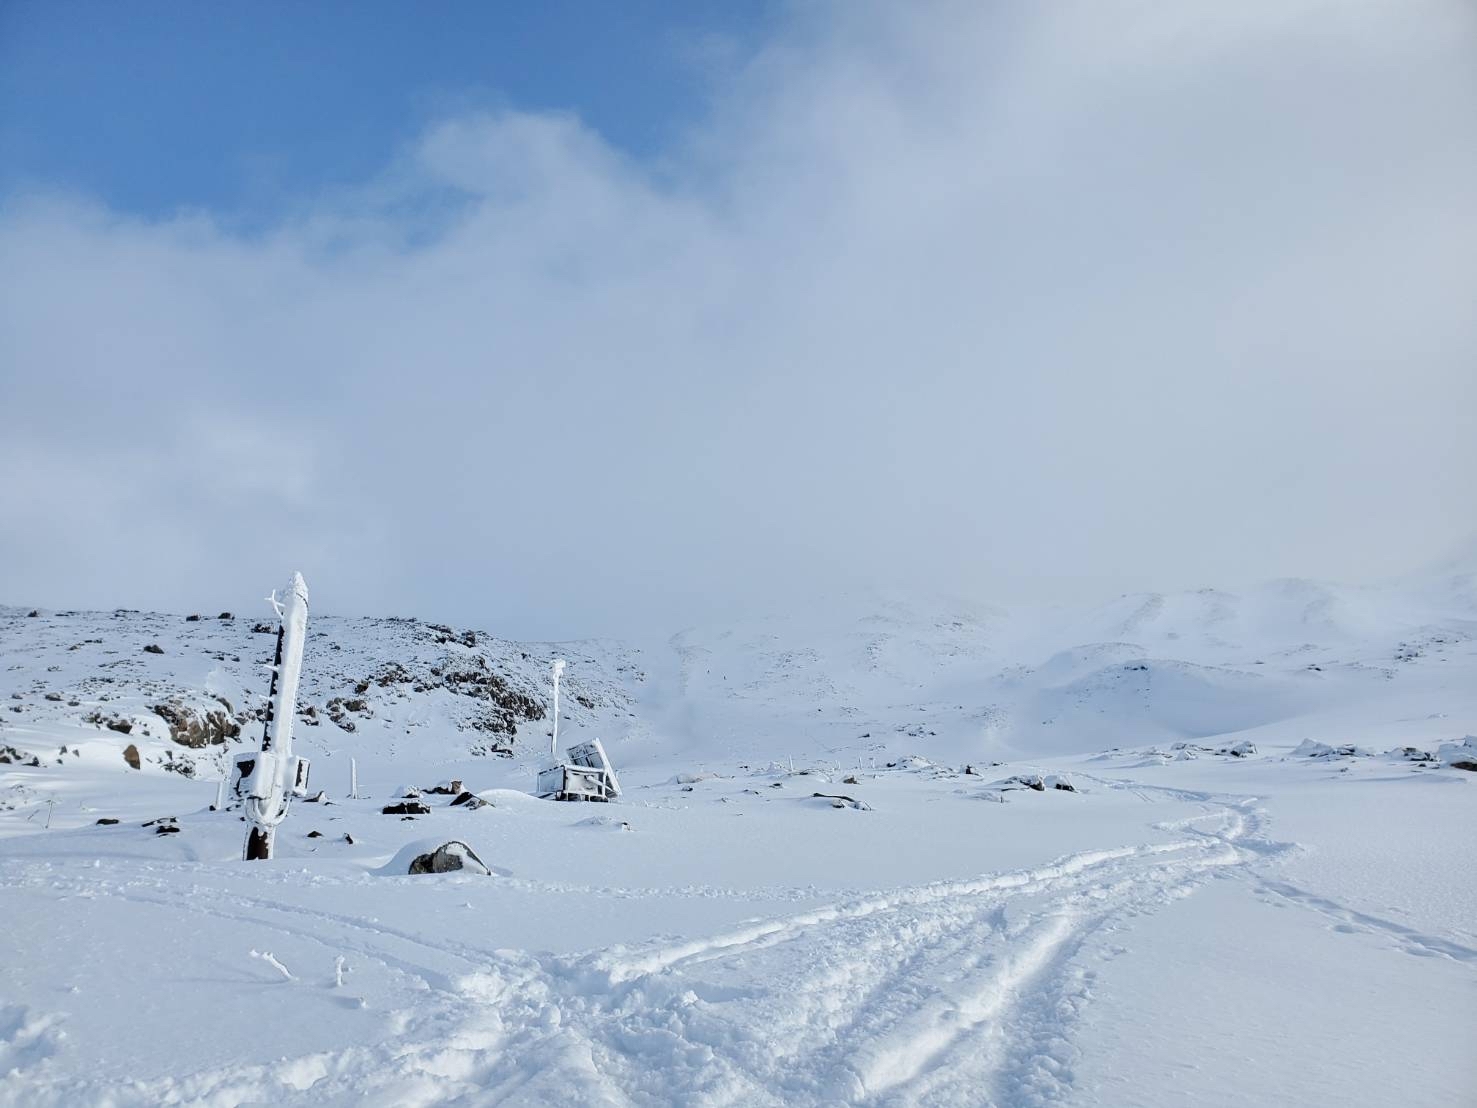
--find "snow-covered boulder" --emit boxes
[379,838,492,876]
[991,774,1045,791]
[574,815,632,831]
[1293,739,1370,759]
[1436,736,1477,771]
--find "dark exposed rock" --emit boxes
[450,791,489,809]
[1001,774,1045,791]
[425,780,463,795]
[326,696,371,732]
[151,701,240,748]
[44,692,62,702]
[158,751,197,778]
[122,743,141,770]
[95,818,119,825]
[142,643,165,655]
[407,841,491,876]
[217,612,234,620]
[26,609,39,618]
[382,801,431,816]
[374,662,414,687]
[307,830,324,838]
[185,614,201,622]
[344,834,355,844]
[811,792,872,810]
[251,621,274,634]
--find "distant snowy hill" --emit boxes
[4,562,1474,782]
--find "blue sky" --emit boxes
[0,1,775,220]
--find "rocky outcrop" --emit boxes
[150,700,241,748]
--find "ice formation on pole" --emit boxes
[550,658,566,761]
[231,572,312,860]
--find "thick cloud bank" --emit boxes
[3,0,1474,636]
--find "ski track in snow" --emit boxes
[1,786,1292,1107]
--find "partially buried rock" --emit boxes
[1002,774,1045,792]
[122,743,141,770]
[424,780,463,796]
[142,643,165,655]
[382,801,431,816]
[95,817,120,826]
[408,841,491,876]
[450,791,489,809]
[811,792,872,810]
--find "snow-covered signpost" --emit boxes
[231,573,312,861]
[550,657,566,761]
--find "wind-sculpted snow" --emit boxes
[0,791,1267,1107]
[2,567,1475,1105]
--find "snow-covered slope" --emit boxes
[5,561,1474,780]
[0,606,642,783]
[2,566,1474,1106]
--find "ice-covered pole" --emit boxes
[240,572,310,860]
[550,658,566,761]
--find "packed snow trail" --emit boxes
[0,793,1276,1107]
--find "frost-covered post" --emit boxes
[550,658,566,761]
[232,573,312,861]
[349,756,359,800]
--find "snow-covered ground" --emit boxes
[1,564,1474,1105]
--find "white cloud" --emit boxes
[3,0,1474,635]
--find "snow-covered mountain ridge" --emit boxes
[3,563,1476,785]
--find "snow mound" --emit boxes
[1436,736,1477,770]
